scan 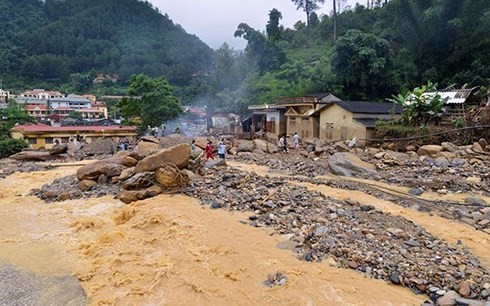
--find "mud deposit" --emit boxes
[0,166,429,305]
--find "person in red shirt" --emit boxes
[205,140,214,160]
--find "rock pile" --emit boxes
[33,142,196,204]
[185,167,490,301]
[0,160,54,179]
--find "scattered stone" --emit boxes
[263,272,287,288]
[418,145,444,156]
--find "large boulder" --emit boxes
[80,138,117,156]
[133,137,159,158]
[441,142,459,153]
[268,142,279,153]
[121,172,155,190]
[117,185,163,204]
[155,163,190,188]
[66,141,82,156]
[471,142,484,153]
[417,145,443,156]
[135,143,190,173]
[194,137,210,150]
[77,157,129,181]
[237,140,254,152]
[383,150,410,162]
[253,139,268,152]
[328,152,377,177]
[9,151,61,162]
[204,159,227,169]
[158,134,191,149]
[49,143,67,155]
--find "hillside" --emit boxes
[0,0,213,90]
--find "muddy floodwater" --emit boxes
[1,163,487,305]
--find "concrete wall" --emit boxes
[319,104,368,143]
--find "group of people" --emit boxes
[191,139,227,161]
[278,132,300,153]
[118,139,130,151]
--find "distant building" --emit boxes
[275,93,342,140]
[11,123,137,149]
[21,89,64,99]
[0,89,10,109]
[49,96,92,110]
[247,104,287,141]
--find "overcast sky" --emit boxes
[150,0,361,50]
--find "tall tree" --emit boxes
[266,9,283,42]
[118,74,182,130]
[291,0,325,28]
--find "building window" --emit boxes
[61,137,69,143]
[45,138,53,144]
[28,138,37,144]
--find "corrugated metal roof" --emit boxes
[422,88,477,104]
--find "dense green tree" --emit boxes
[117,74,182,130]
[266,9,284,42]
[331,29,395,100]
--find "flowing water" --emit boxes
[3,161,487,305]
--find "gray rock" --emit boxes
[0,265,86,306]
[465,196,487,206]
[454,297,485,306]
[390,271,401,285]
[404,239,422,247]
[409,187,425,196]
[437,290,460,306]
[328,152,377,177]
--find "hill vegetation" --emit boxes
[205,0,489,115]
[0,0,213,99]
[0,0,488,118]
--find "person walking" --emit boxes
[278,135,285,153]
[217,139,226,160]
[292,132,300,150]
[205,140,214,160]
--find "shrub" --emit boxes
[0,138,27,158]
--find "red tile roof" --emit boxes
[25,104,48,110]
[11,123,137,133]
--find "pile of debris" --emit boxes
[33,135,204,203]
[0,159,54,179]
[185,167,490,303]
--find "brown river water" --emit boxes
[1,161,487,305]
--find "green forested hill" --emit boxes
[0,0,213,91]
[207,0,490,114]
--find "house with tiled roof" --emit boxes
[11,123,137,149]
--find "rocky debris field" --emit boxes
[30,174,119,202]
[290,176,490,233]
[21,134,490,305]
[230,139,490,196]
[185,167,490,304]
[0,160,53,179]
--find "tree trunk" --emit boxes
[333,0,337,43]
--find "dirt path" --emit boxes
[0,166,425,305]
